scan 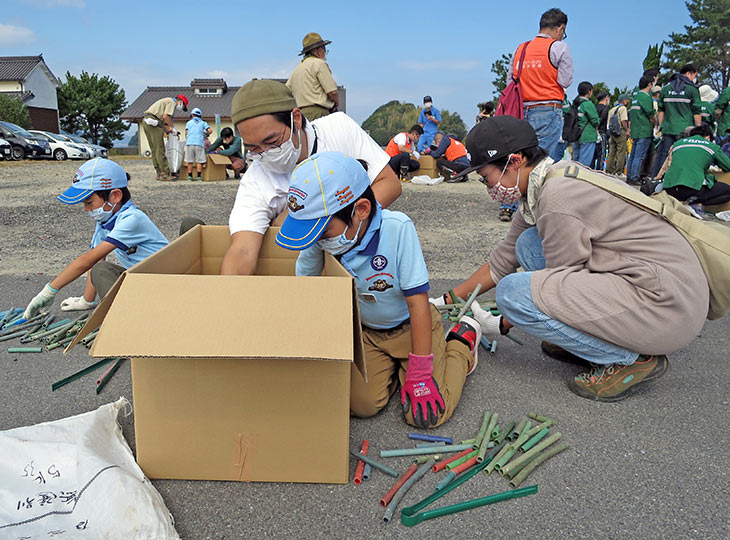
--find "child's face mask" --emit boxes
[317,207,363,255]
[88,201,117,223]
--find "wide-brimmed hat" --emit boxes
[299,32,331,55]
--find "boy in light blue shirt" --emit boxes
[276,151,481,428]
[23,158,168,318]
[185,108,212,181]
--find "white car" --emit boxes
[29,130,90,161]
[61,131,108,159]
[0,137,11,160]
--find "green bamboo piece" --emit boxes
[51,357,117,391]
[460,438,476,445]
[477,412,498,462]
[0,329,30,342]
[416,442,446,448]
[445,449,478,471]
[509,443,570,488]
[81,329,99,345]
[484,443,512,475]
[445,284,482,336]
[500,432,563,477]
[508,417,528,441]
[348,451,398,478]
[495,421,514,445]
[3,313,24,328]
[473,411,491,449]
[96,358,126,394]
[487,413,500,440]
[40,313,56,328]
[46,335,74,351]
[0,313,45,334]
[505,333,524,346]
[414,454,441,464]
[521,427,550,452]
[21,323,43,338]
[380,444,472,458]
[21,319,71,342]
[41,320,76,344]
[0,308,18,327]
[8,347,42,353]
[528,413,556,424]
[504,452,540,479]
[493,448,516,471]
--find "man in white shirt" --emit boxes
[221,79,401,275]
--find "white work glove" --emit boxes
[469,302,502,339]
[23,283,57,319]
[60,296,98,312]
[413,151,421,160]
[429,295,446,307]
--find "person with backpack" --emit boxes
[439,116,710,402]
[572,82,600,167]
[605,94,631,176]
[505,8,573,160]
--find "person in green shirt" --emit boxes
[716,86,730,143]
[651,64,702,178]
[572,81,599,167]
[626,75,656,184]
[207,127,246,179]
[663,124,730,206]
[699,84,718,134]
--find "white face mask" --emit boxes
[176,102,184,111]
[424,102,433,108]
[250,113,302,175]
[485,156,523,205]
[317,212,363,255]
[88,201,116,223]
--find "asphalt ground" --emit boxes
[1,159,729,539]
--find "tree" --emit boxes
[664,0,730,90]
[58,71,128,147]
[591,82,632,105]
[643,43,664,71]
[491,53,513,99]
[128,129,139,148]
[439,111,467,141]
[361,101,419,146]
[0,94,31,128]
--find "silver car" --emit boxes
[61,131,108,158]
[29,130,90,161]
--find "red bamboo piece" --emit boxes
[432,447,472,472]
[353,440,370,485]
[380,463,418,507]
[451,456,479,475]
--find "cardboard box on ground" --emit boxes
[184,153,230,181]
[66,226,366,484]
[704,171,730,213]
[415,155,439,179]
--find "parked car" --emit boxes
[0,137,11,160]
[29,130,90,161]
[60,130,108,158]
[0,121,51,160]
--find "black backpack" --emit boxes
[608,105,623,137]
[562,102,581,143]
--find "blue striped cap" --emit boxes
[57,158,128,205]
[275,151,370,250]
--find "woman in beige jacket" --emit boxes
[433,116,709,402]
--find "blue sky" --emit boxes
[3,0,693,139]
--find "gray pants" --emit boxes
[90,261,124,300]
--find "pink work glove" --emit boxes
[401,353,445,428]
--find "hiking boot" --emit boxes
[541,341,591,367]
[568,355,670,402]
[447,316,482,375]
[498,207,514,222]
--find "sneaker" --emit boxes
[541,342,591,367]
[197,175,203,182]
[568,355,670,402]
[498,208,514,222]
[187,175,194,181]
[443,167,458,183]
[447,316,482,375]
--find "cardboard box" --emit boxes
[68,226,365,484]
[183,153,230,181]
[415,155,439,178]
[703,171,730,213]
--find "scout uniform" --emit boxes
[287,33,337,121]
[142,95,188,179]
[276,152,476,427]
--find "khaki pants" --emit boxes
[300,105,331,121]
[350,305,472,427]
[90,261,124,300]
[142,114,169,175]
[606,133,628,175]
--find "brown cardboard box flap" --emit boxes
[90,273,355,360]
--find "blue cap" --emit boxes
[57,158,128,205]
[191,107,202,117]
[276,151,370,250]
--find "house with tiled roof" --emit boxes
[0,55,60,132]
[122,78,346,157]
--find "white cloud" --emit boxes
[0,24,35,45]
[399,60,480,71]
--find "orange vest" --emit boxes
[385,132,412,157]
[444,138,467,161]
[513,37,564,102]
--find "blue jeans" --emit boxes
[626,137,652,181]
[495,227,639,366]
[499,202,519,212]
[572,142,596,167]
[418,132,436,152]
[525,105,563,159]
[551,140,567,162]
[651,134,680,178]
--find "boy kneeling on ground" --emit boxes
[275,151,481,428]
[23,158,168,318]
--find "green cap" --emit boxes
[231,79,297,126]
[618,94,629,102]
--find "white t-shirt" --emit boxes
[229,112,390,235]
[392,132,408,147]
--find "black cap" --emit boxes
[452,116,538,180]
[423,95,432,103]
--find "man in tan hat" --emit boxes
[219,79,401,275]
[286,32,339,121]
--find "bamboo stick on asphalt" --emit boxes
[432,447,472,472]
[380,463,418,507]
[445,284,482,335]
[348,450,398,478]
[495,420,515,445]
[414,455,441,464]
[473,411,491,449]
[508,417,528,441]
[477,412,499,462]
[445,450,478,471]
[380,444,472,458]
[521,427,550,452]
[95,358,126,394]
[509,443,570,488]
[383,460,434,523]
[499,432,563,477]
